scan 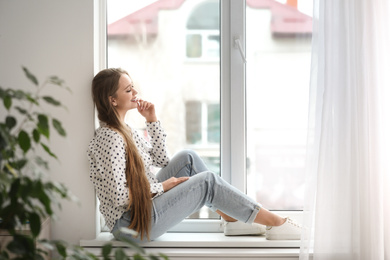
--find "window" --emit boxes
[101,0,312,233]
[245,0,312,210]
[186,0,220,60]
[107,0,221,222]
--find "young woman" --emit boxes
[87,68,301,242]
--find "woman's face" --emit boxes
[111,73,139,113]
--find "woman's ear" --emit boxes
[109,96,117,107]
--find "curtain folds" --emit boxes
[300,1,390,259]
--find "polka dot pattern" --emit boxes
[87,121,169,231]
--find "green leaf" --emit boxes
[147,255,159,260]
[13,90,26,99]
[15,106,28,115]
[9,159,27,170]
[18,130,31,153]
[48,75,65,86]
[42,96,61,106]
[102,244,112,260]
[7,234,33,255]
[37,186,53,215]
[0,249,10,259]
[41,143,57,159]
[115,233,145,254]
[2,149,15,161]
[133,254,145,260]
[4,95,11,110]
[29,212,41,237]
[26,93,39,105]
[35,156,48,170]
[114,249,128,260]
[33,128,40,143]
[15,106,34,121]
[44,182,69,198]
[52,118,66,136]
[37,114,49,139]
[0,87,5,98]
[9,178,21,203]
[158,253,169,260]
[36,249,48,260]
[22,66,39,86]
[5,116,17,129]
[55,241,68,258]
[86,252,100,260]
[48,76,72,93]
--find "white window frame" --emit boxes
[93,0,108,237]
[95,0,303,235]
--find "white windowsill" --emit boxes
[80,232,301,248]
[81,232,306,259]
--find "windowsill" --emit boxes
[80,232,301,248]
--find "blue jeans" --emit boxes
[111,150,261,242]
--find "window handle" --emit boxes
[234,37,247,63]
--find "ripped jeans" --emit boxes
[111,150,261,242]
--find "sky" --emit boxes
[107,0,313,24]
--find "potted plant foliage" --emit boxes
[0,67,167,260]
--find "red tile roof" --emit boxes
[108,0,185,36]
[108,0,312,37]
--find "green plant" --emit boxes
[0,67,168,260]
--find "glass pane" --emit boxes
[246,0,313,210]
[186,34,202,58]
[107,0,220,219]
[206,35,220,58]
[207,103,220,143]
[186,101,202,144]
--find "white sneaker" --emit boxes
[222,220,266,236]
[265,217,302,240]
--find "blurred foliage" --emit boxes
[0,67,168,260]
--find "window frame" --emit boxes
[96,0,303,234]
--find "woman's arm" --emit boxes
[135,99,170,167]
[145,121,170,167]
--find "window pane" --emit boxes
[107,0,220,219]
[246,0,312,210]
[186,34,202,58]
[206,35,220,58]
[186,101,202,144]
[186,0,219,30]
[207,103,220,143]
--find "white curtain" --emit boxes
[300,0,390,260]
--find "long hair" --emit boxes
[92,68,152,240]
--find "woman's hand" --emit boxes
[137,99,157,122]
[162,177,190,192]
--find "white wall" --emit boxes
[0,0,96,245]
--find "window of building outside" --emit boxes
[186,0,219,60]
[104,0,312,231]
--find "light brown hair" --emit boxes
[92,68,151,240]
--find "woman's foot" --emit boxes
[265,217,302,240]
[222,220,266,236]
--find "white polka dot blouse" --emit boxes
[87,121,170,231]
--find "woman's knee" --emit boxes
[172,149,209,174]
[174,149,199,160]
[196,171,218,183]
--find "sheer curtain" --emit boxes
[300,0,390,259]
